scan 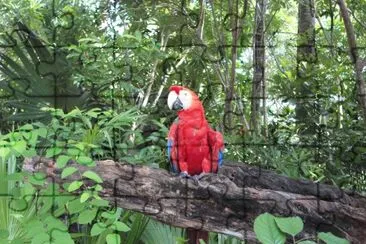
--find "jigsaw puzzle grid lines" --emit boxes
[0,0,365,242]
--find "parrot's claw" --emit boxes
[191,173,209,186]
[178,172,208,186]
[191,175,201,186]
[179,172,190,178]
[196,172,209,180]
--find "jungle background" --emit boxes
[0,0,364,243]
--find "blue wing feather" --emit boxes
[167,139,178,173]
[218,149,224,168]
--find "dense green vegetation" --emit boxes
[0,0,364,243]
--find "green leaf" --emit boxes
[20,124,33,130]
[82,170,103,183]
[254,213,286,244]
[318,232,349,244]
[78,208,98,224]
[12,140,27,154]
[90,222,107,236]
[37,127,48,138]
[68,181,83,192]
[56,155,71,168]
[61,167,78,179]
[67,148,80,156]
[80,192,90,203]
[29,172,46,185]
[67,198,86,214]
[51,229,74,244]
[31,232,50,244]
[46,147,62,157]
[44,215,68,231]
[24,219,44,238]
[110,221,131,232]
[106,233,121,244]
[274,216,303,236]
[22,149,37,157]
[101,209,122,220]
[91,199,109,207]
[77,156,93,165]
[298,241,317,244]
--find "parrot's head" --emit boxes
[167,85,202,112]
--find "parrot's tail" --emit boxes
[187,228,209,244]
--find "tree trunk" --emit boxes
[337,0,366,123]
[24,157,366,243]
[224,0,240,132]
[250,0,267,135]
[295,0,317,133]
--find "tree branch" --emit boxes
[23,158,366,243]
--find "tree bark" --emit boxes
[295,0,317,133]
[251,0,267,135]
[337,0,366,123]
[223,0,240,132]
[24,158,366,243]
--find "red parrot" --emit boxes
[167,85,224,244]
[167,85,224,178]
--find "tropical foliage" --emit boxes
[0,0,365,243]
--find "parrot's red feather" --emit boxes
[169,85,184,94]
[167,86,224,175]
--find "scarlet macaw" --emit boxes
[167,85,224,179]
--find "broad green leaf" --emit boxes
[19,124,33,130]
[77,156,93,165]
[29,172,46,185]
[91,199,109,207]
[110,221,131,232]
[101,208,122,220]
[22,149,37,157]
[56,155,71,168]
[80,192,90,203]
[44,215,68,231]
[37,127,48,138]
[91,222,107,236]
[51,229,74,244]
[78,208,98,224]
[12,140,27,154]
[67,148,80,156]
[31,232,50,244]
[67,198,86,214]
[274,216,303,236]
[68,181,83,192]
[46,147,62,157]
[82,170,103,183]
[106,233,121,244]
[94,184,103,191]
[24,219,44,238]
[318,232,349,244]
[254,213,286,244]
[61,167,78,179]
[298,241,316,244]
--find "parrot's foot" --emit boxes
[190,173,209,186]
[178,172,208,186]
[196,172,209,180]
[179,171,190,178]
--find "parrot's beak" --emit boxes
[168,91,184,110]
[172,97,183,110]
